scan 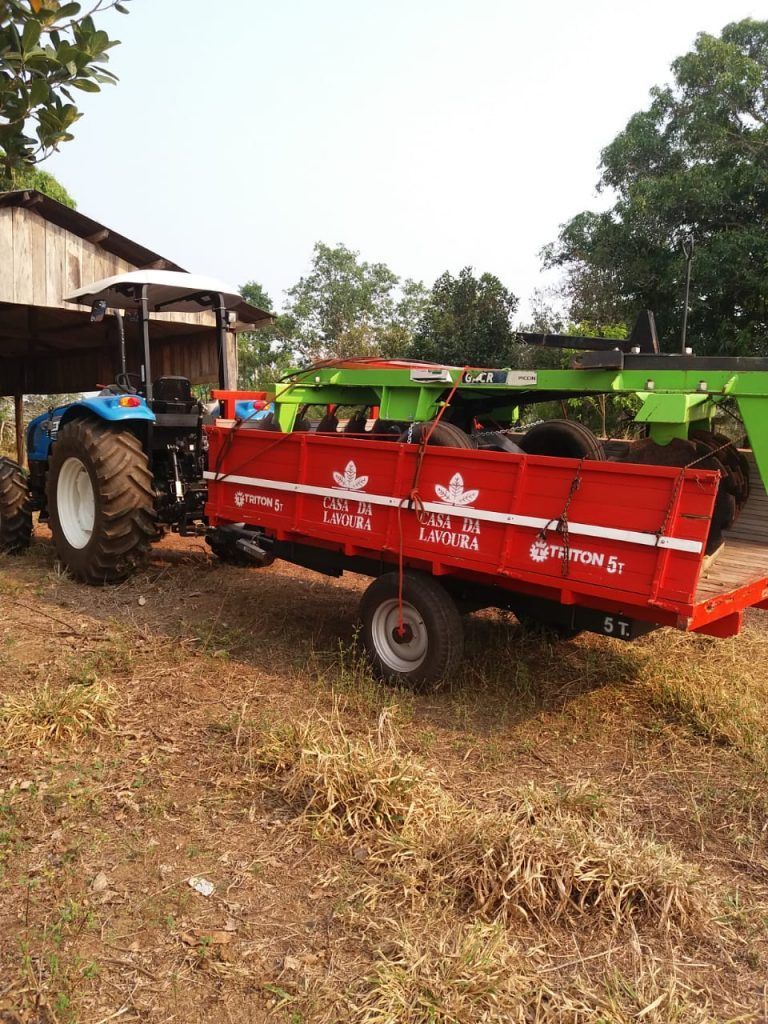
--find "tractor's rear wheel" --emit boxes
[0,457,32,553]
[47,419,157,584]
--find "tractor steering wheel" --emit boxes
[114,372,141,394]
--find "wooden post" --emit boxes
[14,393,24,466]
[224,328,239,390]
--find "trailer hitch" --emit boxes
[207,524,273,565]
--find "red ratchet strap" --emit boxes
[395,367,468,637]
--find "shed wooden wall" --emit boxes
[0,204,213,328]
[0,204,238,395]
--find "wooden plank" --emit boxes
[11,208,34,304]
[0,210,14,302]
[44,219,67,306]
[28,209,47,304]
[64,231,85,295]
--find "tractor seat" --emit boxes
[152,376,197,414]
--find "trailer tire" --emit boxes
[47,419,157,584]
[399,421,475,449]
[519,419,605,461]
[360,572,463,688]
[0,457,32,553]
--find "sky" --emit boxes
[49,0,759,319]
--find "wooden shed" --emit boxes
[0,188,271,459]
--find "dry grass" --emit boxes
[345,919,713,1024]
[640,625,768,770]
[1,543,765,1023]
[255,706,444,838]
[347,921,535,1024]
[1,679,116,748]
[255,713,708,932]
[418,803,706,932]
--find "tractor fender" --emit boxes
[27,397,156,464]
[59,395,156,427]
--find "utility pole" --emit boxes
[680,235,694,354]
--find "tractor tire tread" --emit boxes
[0,457,32,553]
[47,419,157,584]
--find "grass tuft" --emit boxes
[420,802,705,931]
[641,626,768,770]
[255,707,442,838]
[348,921,531,1024]
[1,680,116,747]
[256,714,707,931]
[347,921,713,1023]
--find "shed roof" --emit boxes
[0,188,186,271]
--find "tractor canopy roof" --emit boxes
[65,270,272,323]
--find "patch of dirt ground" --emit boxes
[0,527,767,1023]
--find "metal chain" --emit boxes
[535,459,584,577]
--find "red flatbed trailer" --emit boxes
[204,420,768,683]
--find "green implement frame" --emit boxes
[272,353,768,492]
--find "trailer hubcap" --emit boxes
[370,599,428,673]
[57,457,95,549]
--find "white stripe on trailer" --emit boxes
[203,471,703,555]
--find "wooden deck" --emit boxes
[695,453,768,601]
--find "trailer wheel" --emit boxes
[399,421,475,449]
[360,572,464,688]
[0,457,32,553]
[519,419,605,460]
[47,419,157,584]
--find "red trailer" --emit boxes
[204,421,768,685]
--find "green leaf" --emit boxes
[115,3,130,12]
[29,77,49,105]
[21,20,42,51]
[57,3,83,17]
[70,78,100,92]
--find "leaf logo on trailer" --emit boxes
[434,473,479,507]
[333,461,368,491]
[324,461,374,531]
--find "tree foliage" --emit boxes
[1,161,75,205]
[237,281,293,389]
[239,250,520,383]
[408,267,518,367]
[544,19,768,355]
[0,0,131,179]
[284,242,426,361]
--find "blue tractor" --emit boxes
[0,271,270,583]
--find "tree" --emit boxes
[0,0,131,181]
[408,267,518,367]
[378,277,430,358]
[544,19,768,355]
[284,242,402,361]
[237,281,293,389]
[2,162,75,205]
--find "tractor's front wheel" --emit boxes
[0,457,32,553]
[47,419,157,584]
